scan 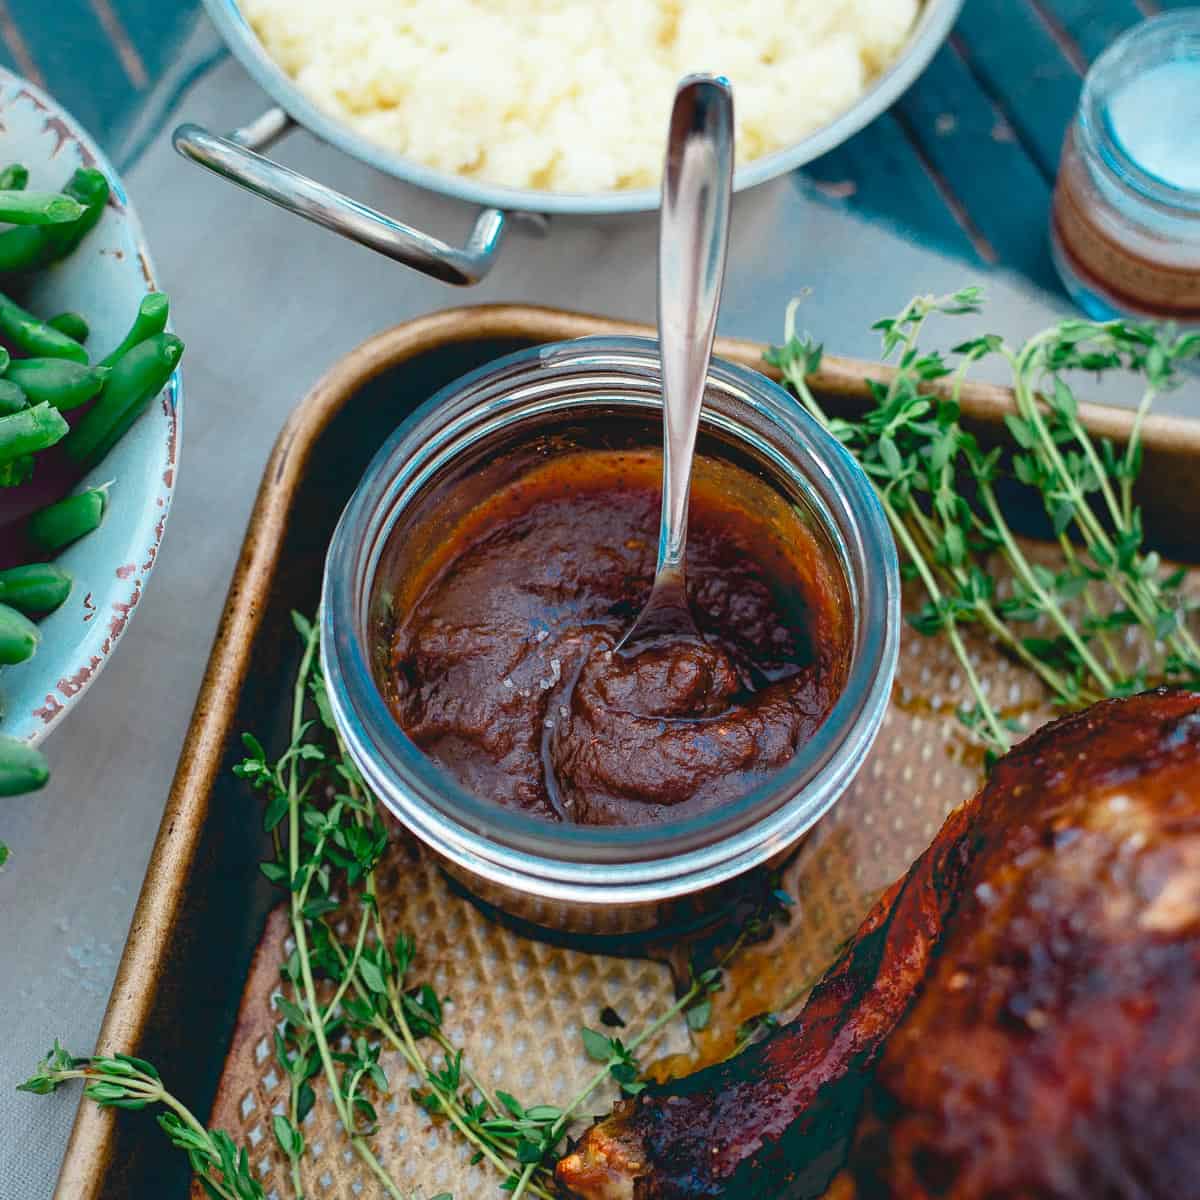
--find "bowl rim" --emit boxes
[204,0,964,215]
[0,66,182,747]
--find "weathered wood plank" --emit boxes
[0,10,40,84]
[7,0,131,140]
[894,42,1059,290]
[16,0,1136,306]
[955,0,1081,179]
[804,110,980,265]
[1040,0,1147,64]
[112,0,201,84]
[0,35,19,78]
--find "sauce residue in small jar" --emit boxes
[385,449,851,828]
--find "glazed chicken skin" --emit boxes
[556,689,1200,1200]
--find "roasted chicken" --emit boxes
[556,688,1200,1199]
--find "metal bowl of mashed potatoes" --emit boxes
[175,0,962,283]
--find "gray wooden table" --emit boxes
[2,10,1198,1199]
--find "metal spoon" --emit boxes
[617,74,735,656]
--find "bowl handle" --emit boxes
[172,109,507,286]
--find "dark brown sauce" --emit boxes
[385,449,851,827]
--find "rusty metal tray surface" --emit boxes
[54,305,1200,1198]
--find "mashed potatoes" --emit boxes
[243,0,920,193]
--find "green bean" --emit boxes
[0,190,84,225]
[0,563,71,614]
[0,403,68,463]
[0,292,88,362]
[0,602,39,665]
[67,333,182,468]
[0,380,27,416]
[99,292,168,368]
[0,164,28,192]
[0,168,109,274]
[4,359,107,410]
[49,168,110,258]
[0,227,45,274]
[27,487,107,552]
[47,312,88,343]
[0,734,48,796]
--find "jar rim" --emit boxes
[321,336,900,903]
[1079,10,1200,214]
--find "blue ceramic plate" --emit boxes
[0,68,181,747]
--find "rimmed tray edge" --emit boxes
[54,302,1200,1196]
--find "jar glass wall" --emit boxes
[321,337,899,931]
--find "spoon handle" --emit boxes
[656,75,734,578]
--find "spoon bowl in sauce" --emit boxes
[616,74,734,661]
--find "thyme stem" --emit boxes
[285,623,405,1200]
[770,289,1199,747]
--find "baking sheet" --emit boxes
[55,306,1200,1198]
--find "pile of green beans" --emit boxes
[0,161,184,814]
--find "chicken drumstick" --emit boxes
[556,689,1200,1200]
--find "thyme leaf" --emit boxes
[771,290,1200,757]
[21,616,755,1200]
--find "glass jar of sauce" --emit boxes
[1051,11,1200,324]
[321,337,898,936]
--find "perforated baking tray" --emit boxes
[54,305,1200,1198]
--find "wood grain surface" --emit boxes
[21,1,1179,293]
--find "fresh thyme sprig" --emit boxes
[22,614,752,1200]
[504,952,736,1200]
[767,290,1200,759]
[19,1042,268,1200]
[239,613,560,1200]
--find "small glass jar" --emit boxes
[320,337,899,937]
[1051,11,1200,324]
